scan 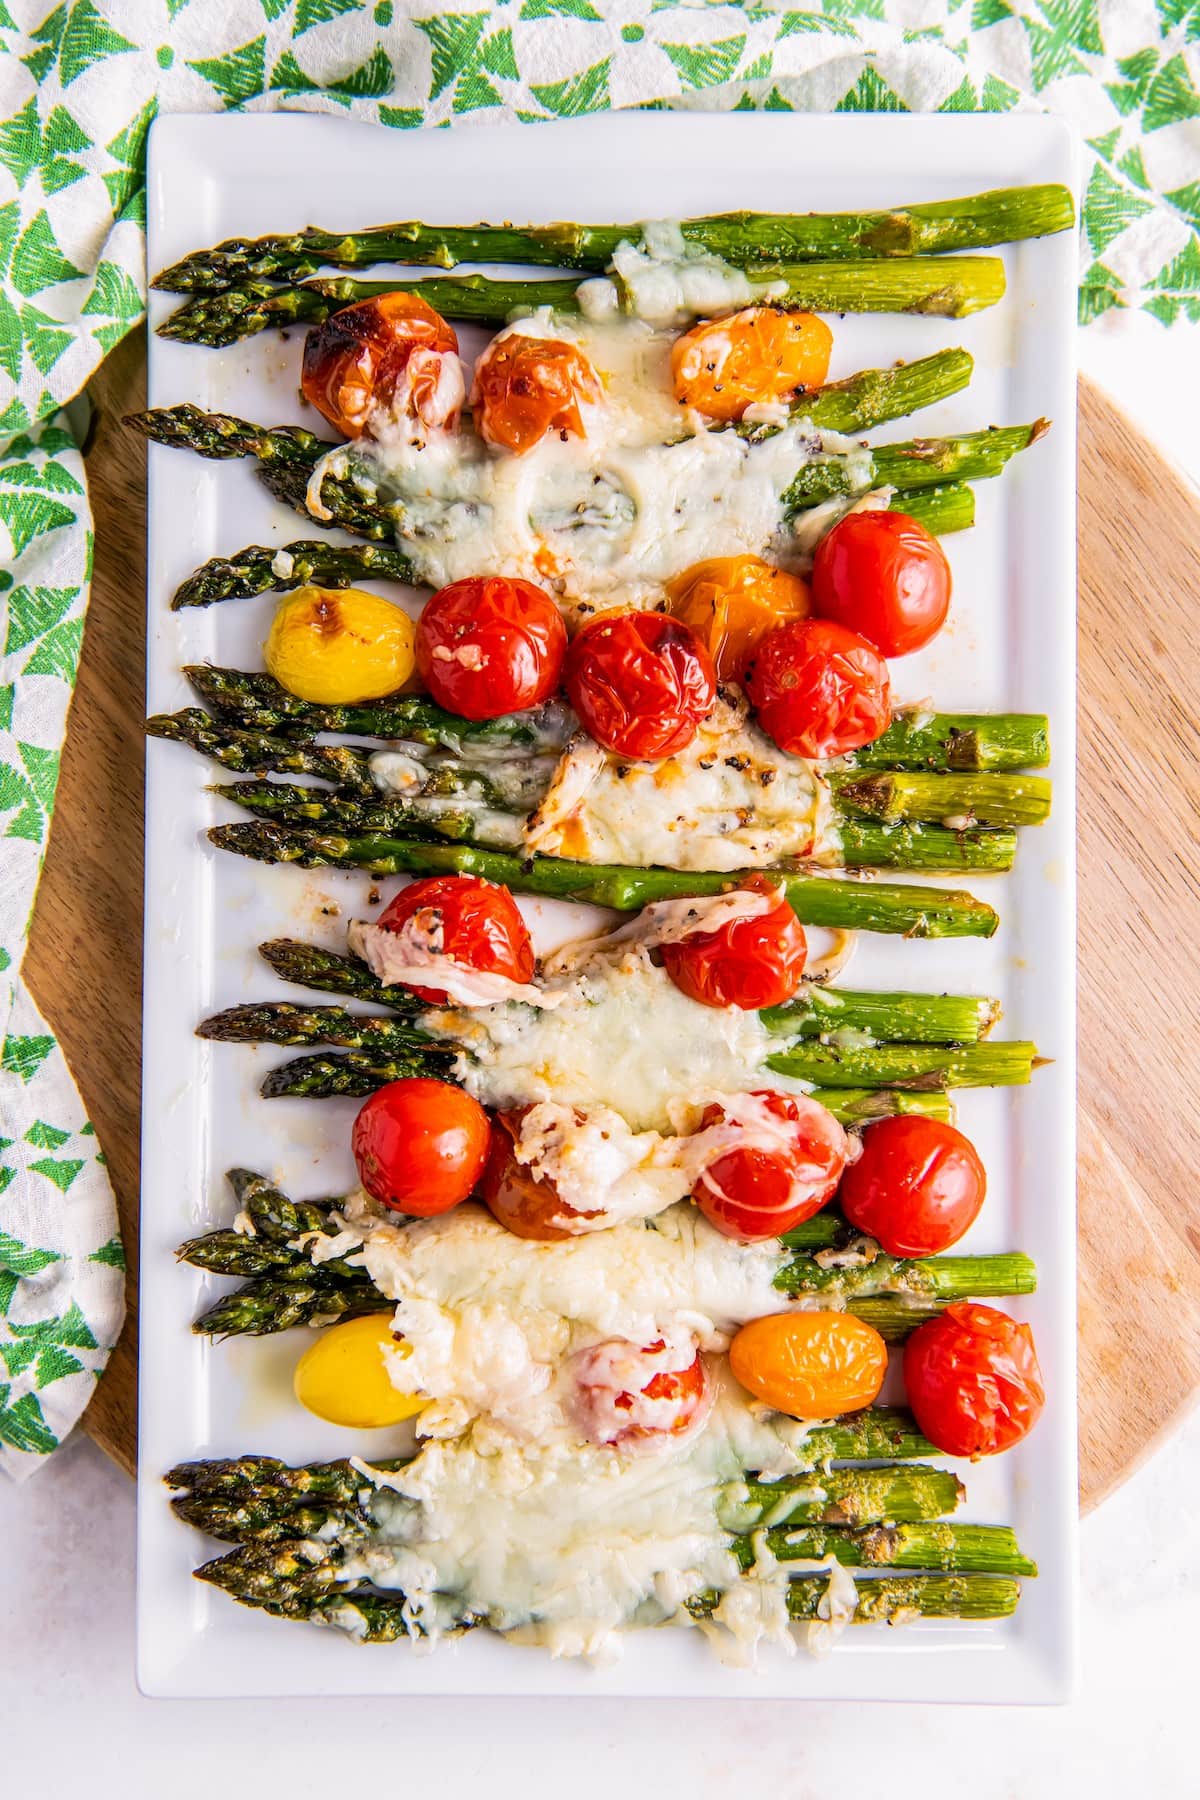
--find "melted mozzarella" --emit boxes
[577,221,787,329]
[430,948,805,1132]
[348,916,552,1009]
[330,313,865,611]
[524,694,840,871]
[314,1202,843,1661]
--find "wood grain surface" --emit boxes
[22,332,1200,1508]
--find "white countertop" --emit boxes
[4,322,1197,1790]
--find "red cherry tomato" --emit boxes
[661,876,807,1011]
[351,1077,490,1215]
[573,1337,710,1447]
[838,1115,987,1258]
[693,1091,848,1240]
[745,617,891,759]
[375,874,534,1006]
[812,510,952,657]
[415,576,567,721]
[563,610,716,760]
[301,292,459,438]
[480,1109,602,1241]
[904,1302,1044,1459]
[473,333,601,453]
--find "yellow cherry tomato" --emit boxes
[729,1310,887,1419]
[293,1314,426,1428]
[671,308,833,422]
[264,585,416,703]
[666,555,810,683]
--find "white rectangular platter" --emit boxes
[138,110,1079,1701]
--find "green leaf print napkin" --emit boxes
[0,0,1196,1475]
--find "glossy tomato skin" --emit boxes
[730,1311,888,1418]
[480,1110,599,1241]
[376,874,534,1005]
[693,1090,848,1240]
[301,292,459,438]
[812,510,952,657]
[666,555,811,683]
[351,1077,490,1215]
[671,308,833,422]
[473,333,601,453]
[904,1302,1044,1458]
[563,610,716,759]
[661,875,807,1011]
[415,576,567,720]
[838,1115,987,1258]
[745,617,891,758]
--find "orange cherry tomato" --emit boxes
[351,1077,490,1215]
[730,1311,888,1418]
[563,609,716,760]
[473,332,601,453]
[904,1302,1044,1459]
[745,617,891,759]
[693,1090,848,1241]
[666,555,811,683]
[573,1337,710,1447]
[374,874,534,1006]
[301,292,460,438]
[662,875,807,1012]
[838,1116,987,1259]
[480,1109,602,1241]
[812,511,952,657]
[415,576,567,721]
[671,308,833,422]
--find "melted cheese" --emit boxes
[313,1202,844,1661]
[576,221,787,329]
[524,693,840,871]
[348,915,553,1009]
[332,313,866,612]
[429,948,806,1132]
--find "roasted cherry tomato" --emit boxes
[301,292,460,438]
[375,874,534,1006]
[480,1109,601,1241]
[904,1302,1044,1459]
[666,554,811,683]
[730,1310,887,1418]
[293,1315,426,1429]
[473,332,601,453]
[415,575,567,721]
[745,617,891,759]
[563,610,716,760]
[662,875,807,1011]
[573,1336,710,1447]
[693,1090,848,1240]
[352,1077,490,1215]
[671,307,833,422]
[812,510,952,657]
[264,585,416,704]
[838,1116,987,1258]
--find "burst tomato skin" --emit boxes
[730,1311,888,1418]
[415,576,567,720]
[301,292,459,438]
[479,1109,599,1241]
[351,1077,490,1215]
[838,1115,987,1258]
[666,555,811,683]
[693,1090,848,1240]
[473,333,601,453]
[904,1302,1044,1459]
[745,617,891,758]
[812,510,952,657]
[671,308,833,422]
[376,874,534,1006]
[661,876,807,1011]
[563,610,716,759]
[573,1337,710,1447]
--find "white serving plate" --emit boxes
[138,110,1079,1702]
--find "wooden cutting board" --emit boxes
[23,328,1200,1508]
